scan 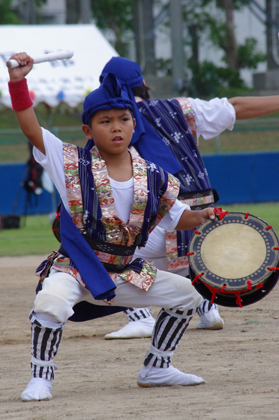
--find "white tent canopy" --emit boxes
[0,25,118,108]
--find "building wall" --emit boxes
[40,0,66,24]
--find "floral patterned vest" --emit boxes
[52,144,180,293]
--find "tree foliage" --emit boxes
[0,0,20,24]
[0,0,47,24]
[237,38,266,69]
[182,0,265,70]
[90,0,133,56]
[188,60,252,97]
[179,0,266,96]
[88,0,265,96]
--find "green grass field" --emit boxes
[0,214,58,257]
[1,202,278,257]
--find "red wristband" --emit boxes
[8,78,33,111]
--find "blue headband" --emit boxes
[99,57,145,146]
[81,72,134,125]
[99,57,143,87]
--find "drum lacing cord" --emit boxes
[213,207,229,221]
[51,208,61,232]
[192,208,229,236]
[191,273,203,285]
[191,275,264,308]
[206,283,245,308]
[55,208,61,220]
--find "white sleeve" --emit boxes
[158,200,190,231]
[188,97,236,140]
[33,127,70,213]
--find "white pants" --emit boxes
[34,268,203,323]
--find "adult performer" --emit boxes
[8,51,216,400]
[99,56,279,340]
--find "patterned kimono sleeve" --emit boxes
[155,172,180,225]
[176,97,197,139]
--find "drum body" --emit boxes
[188,211,279,307]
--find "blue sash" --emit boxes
[60,202,116,301]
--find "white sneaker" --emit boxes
[137,365,205,387]
[104,317,156,339]
[196,306,224,330]
[21,378,52,401]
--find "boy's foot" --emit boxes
[196,306,224,330]
[21,378,52,401]
[104,317,155,339]
[137,365,205,387]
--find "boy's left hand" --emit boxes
[175,206,215,231]
[201,207,216,223]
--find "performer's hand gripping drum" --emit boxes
[188,209,279,307]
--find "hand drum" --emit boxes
[188,211,279,307]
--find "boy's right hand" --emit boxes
[8,52,34,82]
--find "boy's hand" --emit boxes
[175,207,215,231]
[201,207,216,222]
[8,52,34,82]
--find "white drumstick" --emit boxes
[6,50,74,68]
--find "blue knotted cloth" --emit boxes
[100,57,182,175]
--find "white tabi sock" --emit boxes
[21,377,53,401]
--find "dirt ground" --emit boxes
[0,255,279,420]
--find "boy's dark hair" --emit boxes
[132,84,151,100]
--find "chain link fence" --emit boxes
[1,117,279,162]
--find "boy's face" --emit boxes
[82,108,135,156]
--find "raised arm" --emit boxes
[175,207,215,231]
[228,96,279,120]
[8,52,45,155]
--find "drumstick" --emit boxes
[6,50,74,68]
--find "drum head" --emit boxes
[188,212,279,307]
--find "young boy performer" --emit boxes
[98,57,225,339]
[8,52,215,401]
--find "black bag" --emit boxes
[22,145,43,196]
[0,215,21,229]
